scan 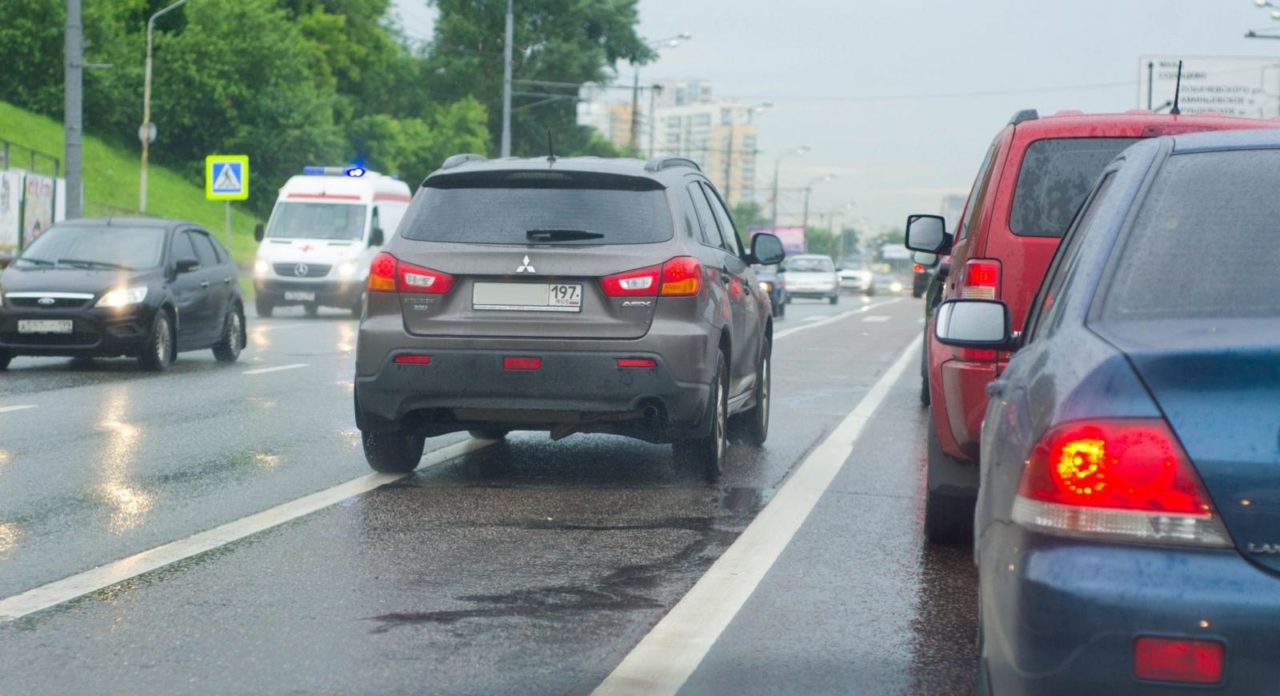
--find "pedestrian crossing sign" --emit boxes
[205,155,249,201]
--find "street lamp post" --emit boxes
[629,34,691,157]
[770,145,809,230]
[826,202,855,256]
[801,174,837,230]
[139,0,189,213]
[500,0,513,157]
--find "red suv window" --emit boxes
[1009,138,1138,237]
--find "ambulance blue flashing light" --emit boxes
[301,165,368,177]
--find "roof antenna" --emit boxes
[546,129,557,164]
[1170,60,1183,116]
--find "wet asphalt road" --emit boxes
[0,292,977,695]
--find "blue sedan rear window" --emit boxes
[1102,149,1280,321]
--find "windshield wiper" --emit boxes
[16,257,55,267]
[526,229,605,242]
[56,258,132,270]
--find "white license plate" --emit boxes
[284,291,316,302]
[18,319,73,334]
[473,283,582,313]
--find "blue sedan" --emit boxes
[933,128,1280,694]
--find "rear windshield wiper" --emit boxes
[57,258,132,270]
[526,229,605,242]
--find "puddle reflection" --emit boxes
[95,386,154,533]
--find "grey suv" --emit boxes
[353,154,785,479]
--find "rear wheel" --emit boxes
[828,292,839,305]
[919,340,931,407]
[362,430,426,473]
[138,311,174,372]
[212,306,245,363]
[924,417,976,545]
[0,350,11,371]
[674,352,728,482]
[740,339,771,447]
[255,295,274,318]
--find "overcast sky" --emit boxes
[392,0,1278,229]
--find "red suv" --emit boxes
[905,109,1277,545]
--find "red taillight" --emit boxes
[660,256,702,296]
[393,354,432,365]
[602,265,661,297]
[1011,419,1231,546]
[913,263,925,273]
[1134,637,1223,684]
[368,252,454,294]
[368,252,397,292]
[961,259,1000,300]
[503,356,541,370]
[617,358,657,368]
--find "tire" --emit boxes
[674,351,728,482]
[924,417,976,545]
[362,430,426,473]
[304,302,319,317]
[212,306,245,363]
[828,292,839,305]
[468,428,509,440]
[919,340,931,407]
[255,295,273,318]
[975,615,993,696]
[0,350,11,371]
[784,294,792,305]
[774,301,785,319]
[740,338,771,447]
[138,311,174,372]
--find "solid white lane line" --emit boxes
[0,405,38,414]
[862,315,892,323]
[593,335,923,696]
[804,315,826,322]
[0,437,495,622]
[773,298,901,340]
[242,363,309,375]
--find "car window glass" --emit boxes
[1010,138,1139,238]
[196,231,224,264]
[1101,149,1280,321]
[685,182,718,247]
[701,183,742,255]
[1025,172,1116,342]
[172,230,199,264]
[188,231,218,268]
[956,142,998,241]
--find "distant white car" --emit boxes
[782,254,840,304]
[837,264,874,295]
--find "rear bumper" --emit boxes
[0,305,158,357]
[255,278,364,307]
[936,356,998,461]
[355,348,710,440]
[980,526,1280,695]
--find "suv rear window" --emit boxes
[402,171,673,246]
[1101,149,1280,321]
[1010,138,1138,237]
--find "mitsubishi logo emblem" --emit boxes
[516,256,536,273]
[294,263,309,277]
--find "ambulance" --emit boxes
[252,166,412,317]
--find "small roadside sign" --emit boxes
[205,155,249,201]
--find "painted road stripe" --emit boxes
[862,315,891,323]
[0,437,495,622]
[242,363,309,375]
[0,405,38,415]
[593,334,923,696]
[774,298,900,341]
[804,315,826,322]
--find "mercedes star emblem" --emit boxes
[294,263,309,277]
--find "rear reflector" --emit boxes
[393,354,432,365]
[1134,637,1223,684]
[503,356,541,371]
[617,358,657,368]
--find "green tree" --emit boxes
[425,0,652,157]
[731,202,768,229]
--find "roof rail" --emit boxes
[1008,109,1040,126]
[441,153,488,170]
[644,155,701,173]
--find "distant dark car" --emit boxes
[938,130,1280,694]
[0,218,246,371]
[754,264,786,318]
[911,261,931,297]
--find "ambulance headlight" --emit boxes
[254,258,271,277]
[337,261,359,278]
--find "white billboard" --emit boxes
[1139,55,1280,118]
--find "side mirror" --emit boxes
[749,233,785,266]
[254,223,265,243]
[934,299,1015,349]
[370,227,385,247]
[905,214,952,255]
[912,251,940,269]
[175,257,200,274]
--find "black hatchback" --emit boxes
[0,218,246,371]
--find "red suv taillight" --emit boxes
[368,252,454,294]
[601,257,703,297]
[1011,419,1231,547]
[961,259,1000,300]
